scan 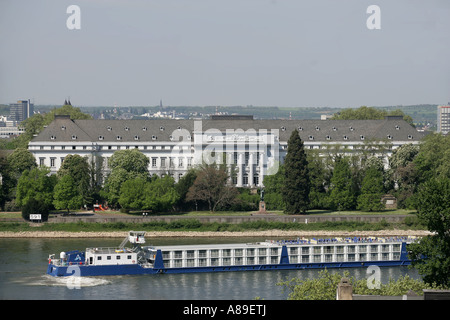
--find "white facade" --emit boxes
[28,115,424,186]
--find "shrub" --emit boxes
[21,198,49,222]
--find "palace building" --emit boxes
[28,115,424,187]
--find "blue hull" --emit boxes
[47,260,411,277]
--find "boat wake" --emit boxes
[18,274,111,288]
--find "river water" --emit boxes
[0,237,421,300]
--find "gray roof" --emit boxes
[31,116,424,144]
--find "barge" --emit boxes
[47,231,416,277]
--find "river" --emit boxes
[0,237,421,300]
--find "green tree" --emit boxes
[328,157,356,211]
[307,151,330,209]
[103,149,150,207]
[262,164,285,211]
[21,198,49,222]
[282,130,310,214]
[387,144,419,209]
[408,176,450,287]
[118,177,148,210]
[331,106,414,125]
[53,175,84,213]
[278,269,442,300]
[175,169,198,211]
[7,148,37,176]
[357,165,385,212]
[414,133,450,184]
[143,175,179,212]
[57,154,90,206]
[16,167,57,208]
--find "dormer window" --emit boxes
[408,135,413,139]
[71,135,77,140]
[281,126,286,131]
[349,126,354,131]
[152,135,157,140]
[332,127,337,131]
[387,135,393,140]
[309,135,314,140]
[169,135,174,141]
[134,135,139,140]
[177,126,182,131]
[298,126,303,131]
[395,125,400,130]
[61,126,66,131]
[117,136,122,140]
[187,135,192,140]
[360,135,365,140]
[142,127,147,131]
[124,126,130,131]
[160,126,164,131]
[315,126,320,131]
[326,135,331,140]
[343,135,349,140]
[107,126,112,131]
[98,135,104,140]
[50,135,56,140]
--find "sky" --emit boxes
[0,0,449,108]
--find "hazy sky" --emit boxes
[0,0,449,108]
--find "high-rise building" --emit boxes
[9,99,34,123]
[437,104,450,134]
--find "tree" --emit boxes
[118,177,148,210]
[16,167,57,208]
[143,175,179,212]
[57,154,90,206]
[307,151,330,210]
[262,164,286,211]
[331,106,414,125]
[186,164,238,212]
[282,130,310,214]
[414,133,450,184]
[387,144,419,209]
[278,269,443,300]
[357,165,385,212]
[328,156,356,211]
[103,149,150,207]
[53,175,84,213]
[7,148,37,177]
[408,176,450,287]
[22,198,49,222]
[174,169,198,211]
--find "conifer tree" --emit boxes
[329,156,356,211]
[282,130,310,214]
[357,165,385,211]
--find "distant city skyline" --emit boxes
[1,0,449,108]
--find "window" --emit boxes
[39,158,45,167]
[161,157,166,167]
[116,255,121,260]
[107,256,111,260]
[178,157,183,167]
[127,255,132,260]
[50,158,55,167]
[97,256,102,261]
[152,158,157,168]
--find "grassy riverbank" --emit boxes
[0,215,426,234]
